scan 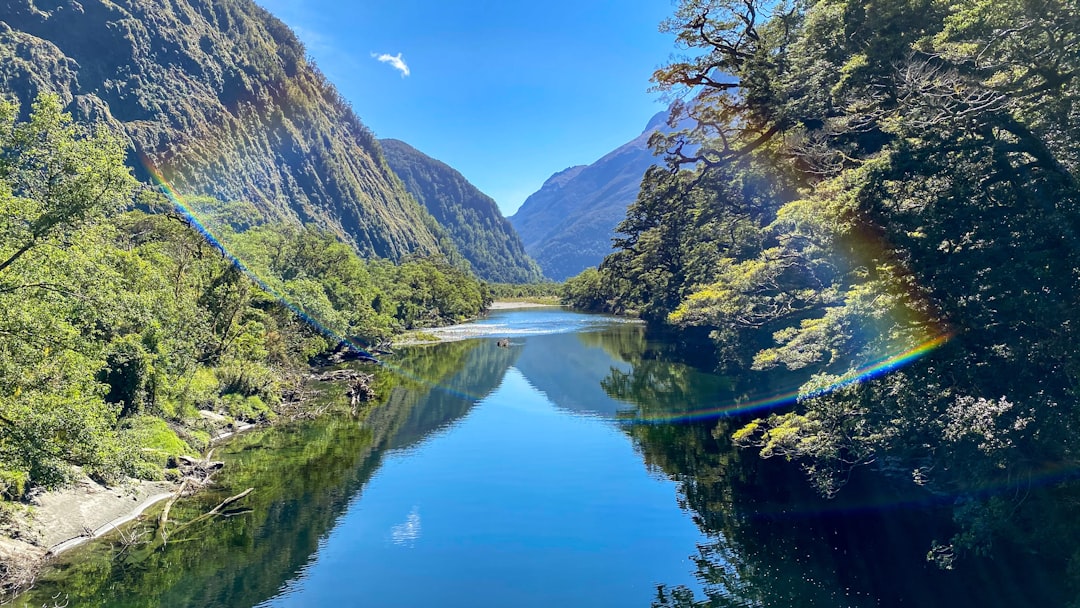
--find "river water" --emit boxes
[19,308,1068,607]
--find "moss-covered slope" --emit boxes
[381,138,543,283]
[0,0,450,259]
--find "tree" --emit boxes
[595,0,1080,561]
[0,93,138,489]
[0,93,135,277]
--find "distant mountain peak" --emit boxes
[509,112,668,281]
[541,165,587,189]
[641,109,670,135]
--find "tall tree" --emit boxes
[590,0,1080,559]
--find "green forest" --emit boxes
[2,0,1079,602]
[380,139,545,284]
[564,0,1080,566]
[0,93,489,502]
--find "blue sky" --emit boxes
[255,0,675,216]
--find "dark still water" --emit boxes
[21,308,1070,607]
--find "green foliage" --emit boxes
[118,416,193,477]
[380,139,544,283]
[369,255,491,330]
[561,268,617,312]
[0,94,491,498]
[0,0,459,261]
[223,221,490,337]
[0,94,138,489]
[0,470,27,501]
[487,281,562,301]
[221,394,275,424]
[101,334,152,418]
[0,93,135,277]
[589,0,1080,562]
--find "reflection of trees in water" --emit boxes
[515,322,721,418]
[24,339,520,608]
[574,323,648,363]
[629,415,1069,607]
[382,339,521,450]
[603,361,733,419]
[601,347,1072,607]
[26,412,393,607]
[513,328,638,417]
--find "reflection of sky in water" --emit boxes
[262,368,707,607]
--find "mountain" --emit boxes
[0,0,452,260]
[509,111,669,281]
[380,139,543,283]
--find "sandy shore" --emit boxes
[0,416,261,592]
[34,475,177,555]
[0,474,178,596]
[486,301,561,310]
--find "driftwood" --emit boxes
[205,488,254,516]
[160,488,255,540]
[310,369,365,383]
[347,375,376,407]
[371,339,394,356]
[308,370,376,408]
[157,478,190,542]
[175,455,223,483]
[160,449,225,542]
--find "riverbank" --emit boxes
[1,304,557,599]
[0,474,177,598]
[487,300,561,310]
[0,367,375,601]
[393,301,565,347]
[14,307,708,606]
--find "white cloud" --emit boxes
[371,52,410,77]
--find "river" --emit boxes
[18,308,1069,607]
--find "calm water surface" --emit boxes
[21,308,1069,607]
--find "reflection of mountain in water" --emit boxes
[25,339,521,608]
[512,325,642,418]
[383,339,522,450]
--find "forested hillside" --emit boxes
[0,94,490,582]
[509,111,668,281]
[566,0,1080,565]
[0,0,453,259]
[380,139,543,283]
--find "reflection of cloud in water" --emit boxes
[390,506,421,547]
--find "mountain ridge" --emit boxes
[509,111,667,281]
[380,138,543,283]
[0,0,452,260]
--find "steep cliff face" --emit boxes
[509,111,667,281]
[0,0,451,259]
[381,138,543,283]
